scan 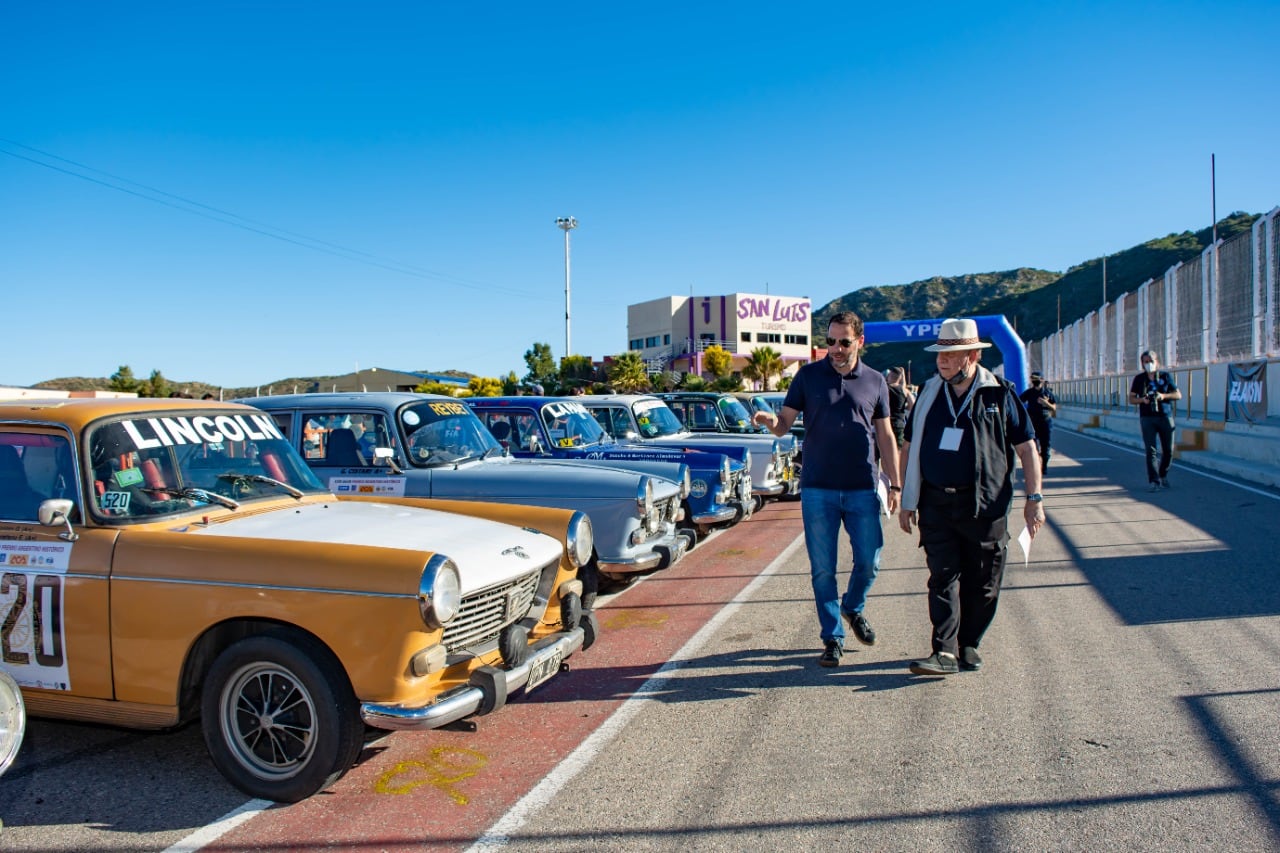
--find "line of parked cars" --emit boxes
[0,390,797,802]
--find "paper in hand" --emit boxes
[1016,526,1033,567]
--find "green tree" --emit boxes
[139,369,171,398]
[468,376,504,397]
[523,343,558,388]
[502,371,520,395]
[680,374,708,391]
[777,375,793,390]
[702,345,733,381]
[606,351,650,393]
[559,355,596,391]
[742,347,783,390]
[109,365,140,393]
[414,380,461,396]
[712,374,743,392]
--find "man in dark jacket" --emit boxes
[1019,371,1057,473]
[897,318,1044,676]
[1127,350,1182,491]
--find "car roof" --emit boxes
[578,394,660,404]
[467,396,571,407]
[236,391,453,408]
[0,397,263,431]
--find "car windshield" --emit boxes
[540,400,608,447]
[399,399,501,466]
[87,411,325,523]
[632,400,686,438]
[717,397,755,430]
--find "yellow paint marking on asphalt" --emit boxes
[601,610,670,630]
[374,746,489,804]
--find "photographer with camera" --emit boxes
[1128,350,1182,491]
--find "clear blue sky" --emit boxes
[4,2,1277,389]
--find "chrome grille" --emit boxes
[442,566,543,653]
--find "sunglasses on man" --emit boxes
[826,337,857,349]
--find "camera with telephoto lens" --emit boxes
[1145,387,1161,405]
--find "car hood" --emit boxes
[190,499,562,593]
[413,456,683,501]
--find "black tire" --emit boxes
[200,632,364,803]
[579,557,601,611]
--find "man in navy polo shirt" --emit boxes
[753,310,902,668]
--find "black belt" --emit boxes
[924,482,973,494]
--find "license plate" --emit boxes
[526,649,562,692]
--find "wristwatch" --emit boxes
[887,485,902,492]
[1026,493,1043,502]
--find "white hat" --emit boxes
[924,317,992,352]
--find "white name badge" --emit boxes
[939,427,964,451]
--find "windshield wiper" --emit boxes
[217,472,306,499]
[142,486,240,510]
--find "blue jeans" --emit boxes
[800,487,884,644]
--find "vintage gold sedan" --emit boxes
[0,398,596,802]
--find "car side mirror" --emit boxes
[38,498,78,542]
[372,447,403,473]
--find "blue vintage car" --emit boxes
[468,397,754,539]
[581,394,800,508]
[240,393,693,591]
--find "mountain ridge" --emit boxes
[20,211,1262,392]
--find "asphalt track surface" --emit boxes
[2,428,1278,851]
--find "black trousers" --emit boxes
[1032,421,1052,470]
[1140,415,1173,483]
[917,487,1010,656]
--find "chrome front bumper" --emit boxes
[360,622,590,732]
[599,529,693,575]
[691,505,737,526]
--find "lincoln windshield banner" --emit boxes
[1225,360,1267,423]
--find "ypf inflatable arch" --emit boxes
[862,315,1030,393]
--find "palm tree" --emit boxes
[742,346,783,390]
[607,351,650,393]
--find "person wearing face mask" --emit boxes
[897,318,1043,676]
[753,310,902,668]
[1019,371,1057,473]
[1128,350,1182,491]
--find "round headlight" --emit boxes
[419,555,462,629]
[566,511,594,568]
[719,456,731,486]
[679,464,691,500]
[637,476,654,519]
[771,440,781,464]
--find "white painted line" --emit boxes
[466,532,808,851]
[159,525,735,852]
[161,798,272,853]
[1067,430,1280,501]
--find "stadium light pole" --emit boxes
[556,216,578,358]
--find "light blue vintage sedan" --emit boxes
[582,394,800,509]
[241,393,693,592]
[468,396,754,540]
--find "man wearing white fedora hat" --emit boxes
[897,317,1044,675]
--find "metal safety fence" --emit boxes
[1031,206,1279,379]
